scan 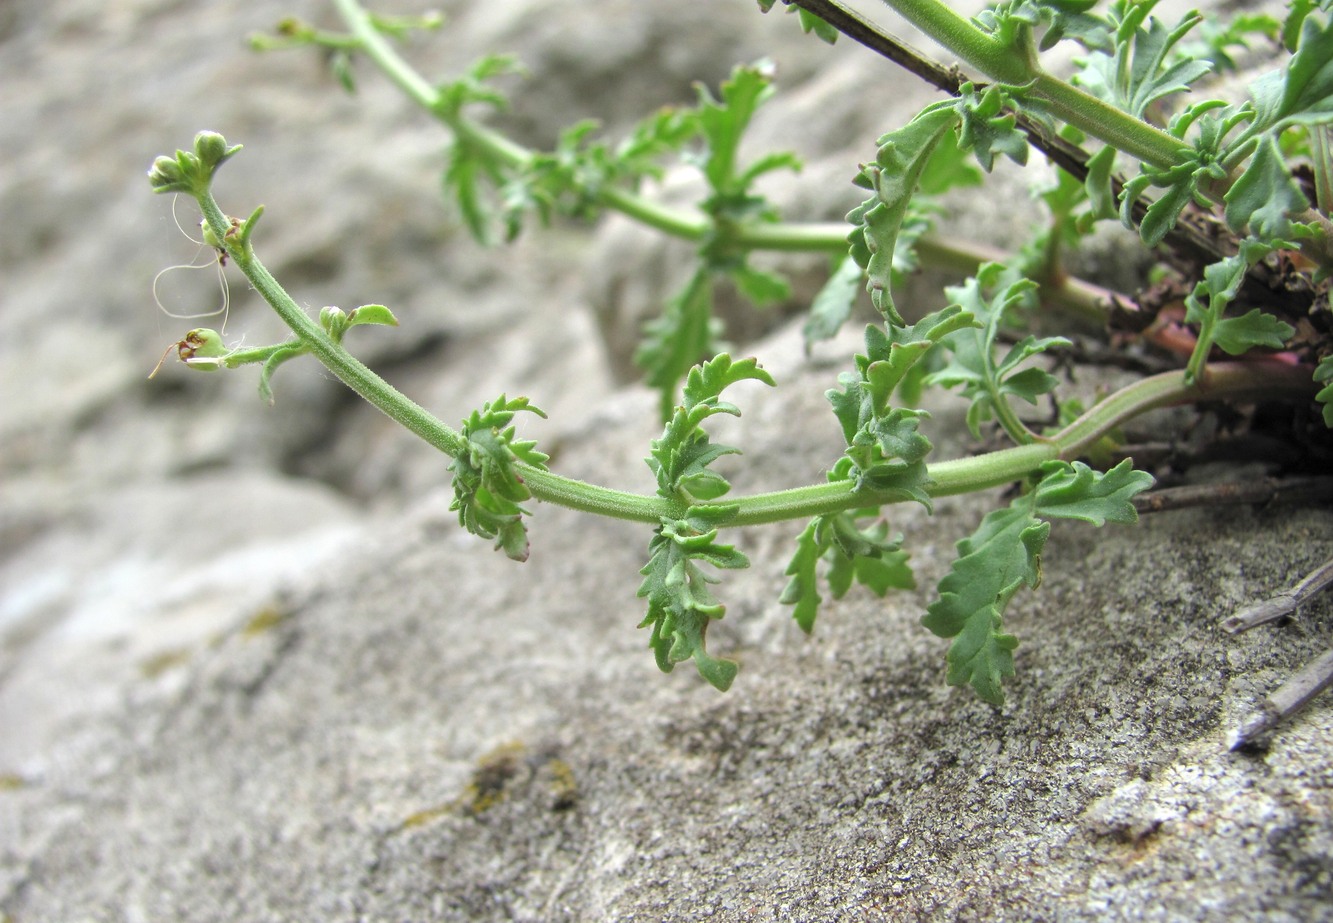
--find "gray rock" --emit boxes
[1,0,1330,921]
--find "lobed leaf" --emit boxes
[922,459,1152,704]
[848,105,960,324]
[954,83,1030,172]
[637,518,748,690]
[781,512,914,634]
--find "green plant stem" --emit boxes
[330,0,839,254]
[195,190,467,460]
[331,0,1123,315]
[866,0,1190,170]
[719,358,1316,527]
[204,176,1313,531]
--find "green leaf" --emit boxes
[1072,2,1211,118]
[924,266,1063,439]
[1182,241,1294,380]
[443,137,505,245]
[1031,458,1154,525]
[781,512,914,634]
[780,520,825,634]
[647,353,774,502]
[1315,355,1333,428]
[954,83,1030,172]
[917,118,986,195]
[695,60,780,196]
[1084,143,1118,220]
[755,1,840,44]
[347,304,399,328]
[256,345,306,405]
[1278,13,1333,125]
[1224,133,1310,241]
[435,54,522,119]
[448,395,549,562]
[922,459,1152,704]
[635,270,720,421]
[848,105,961,324]
[637,517,747,690]
[921,503,1038,705]
[975,0,1113,52]
[1212,309,1295,355]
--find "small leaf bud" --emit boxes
[319,306,348,338]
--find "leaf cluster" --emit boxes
[448,395,550,562]
[924,264,1069,442]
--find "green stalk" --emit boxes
[329,0,845,254]
[871,0,1190,170]
[196,191,467,460]
[722,359,1315,527]
[205,173,1312,529]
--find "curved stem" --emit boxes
[203,169,1313,529]
[196,190,468,460]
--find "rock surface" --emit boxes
[1,1,1331,921]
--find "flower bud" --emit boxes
[147,155,188,193]
[194,131,240,169]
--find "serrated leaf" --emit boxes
[924,267,1058,438]
[795,8,839,43]
[647,353,774,501]
[781,512,914,634]
[637,518,747,690]
[448,394,548,562]
[922,504,1043,705]
[1032,458,1153,524]
[1073,4,1209,118]
[780,520,823,633]
[696,60,779,195]
[955,83,1030,172]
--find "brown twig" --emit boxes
[1230,647,1333,750]
[1133,476,1333,518]
[1222,555,1333,634]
